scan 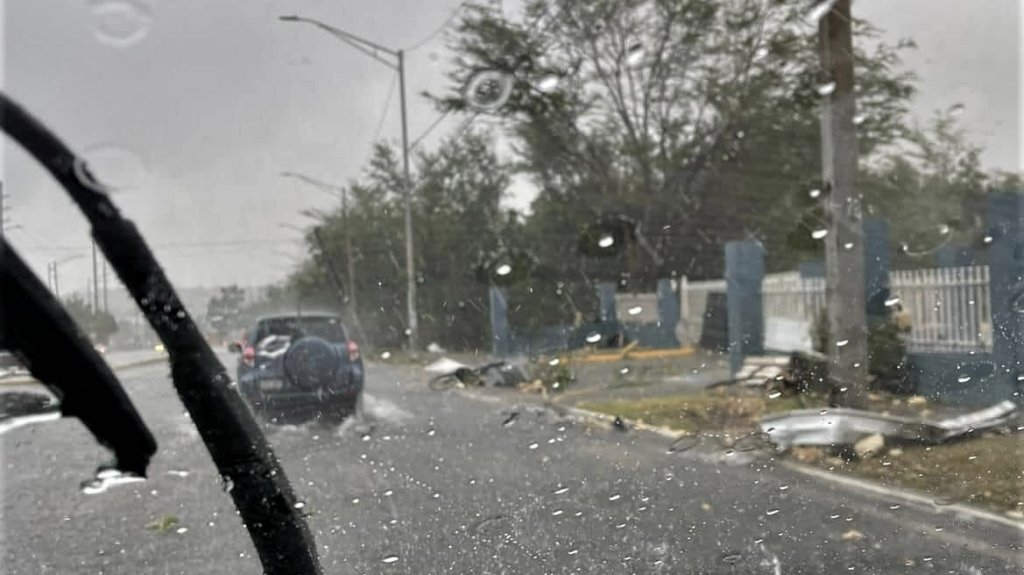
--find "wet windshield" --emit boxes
[257,316,348,344]
[2,0,1022,573]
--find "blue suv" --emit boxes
[229,313,364,424]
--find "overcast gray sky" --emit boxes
[2,0,1020,294]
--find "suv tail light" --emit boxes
[346,340,360,361]
[242,346,255,366]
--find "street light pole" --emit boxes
[279,15,419,352]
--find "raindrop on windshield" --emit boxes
[627,306,643,316]
[380,350,392,360]
[73,144,148,194]
[1009,292,1024,314]
[816,81,837,96]
[957,375,972,383]
[535,75,560,93]
[809,188,822,199]
[625,43,645,67]
[381,555,399,564]
[597,234,615,248]
[463,70,514,111]
[884,296,901,307]
[548,358,560,366]
[495,263,513,276]
[852,113,867,125]
[836,339,849,347]
[949,102,966,116]
[754,46,769,60]
[805,0,839,24]
[585,332,602,343]
[811,228,829,240]
[89,0,153,48]
[80,469,145,495]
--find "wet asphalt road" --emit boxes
[1,355,1021,574]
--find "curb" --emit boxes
[0,355,168,387]
[459,389,1024,532]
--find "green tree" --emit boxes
[206,285,246,337]
[63,294,119,344]
[432,0,917,281]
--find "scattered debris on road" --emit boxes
[759,400,1019,451]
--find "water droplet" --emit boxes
[427,428,436,437]
[294,501,306,509]
[380,350,392,360]
[535,75,560,93]
[625,43,645,67]
[585,332,602,344]
[553,485,570,495]
[548,358,560,366]
[597,234,615,248]
[780,485,789,491]
[836,339,849,347]
[80,469,145,495]
[957,375,972,383]
[754,46,769,60]
[627,306,643,316]
[889,503,901,510]
[608,493,621,501]
[528,442,539,450]
[843,242,854,250]
[884,297,901,307]
[816,81,837,96]
[852,113,867,125]
[949,103,965,116]
[767,391,782,399]
[166,469,190,478]
[809,188,822,199]
[384,489,394,496]
[495,263,512,276]
[811,228,829,240]
[619,367,630,375]
[381,554,399,564]
[175,527,188,534]
[551,509,564,516]
[983,235,994,245]
[765,508,780,516]
[667,434,699,453]
[1010,292,1024,314]
[806,0,839,23]
[463,70,514,111]
[90,0,153,48]
[721,553,743,565]
[74,143,148,194]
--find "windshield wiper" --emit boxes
[0,92,323,575]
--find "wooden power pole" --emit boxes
[819,0,868,404]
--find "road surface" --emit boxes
[1,354,1021,573]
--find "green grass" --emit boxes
[580,391,806,433]
[824,434,1024,514]
[581,391,1024,515]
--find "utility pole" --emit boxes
[102,258,109,314]
[818,0,868,405]
[92,240,100,314]
[0,180,5,241]
[397,48,418,353]
[279,15,419,353]
[52,262,60,298]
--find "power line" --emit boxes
[405,1,469,52]
[410,110,452,150]
[370,71,399,146]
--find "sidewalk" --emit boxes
[0,348,168,387]
[549,353,1023,518]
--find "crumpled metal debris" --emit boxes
[760,400,1019,451]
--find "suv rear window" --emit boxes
[256,316,347,343]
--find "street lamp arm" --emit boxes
[281,171,344,197]
[279,15,399,69]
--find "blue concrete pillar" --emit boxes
[863,217,891,321]
[657,278,681,348]
[597,282,617,322]
[986,191,1024,402]
[489,285,511,357]
[726,240,765,375]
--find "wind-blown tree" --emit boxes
[288,132,516,351]
[432,0,917,286]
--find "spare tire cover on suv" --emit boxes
[282,336,339,390]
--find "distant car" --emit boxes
[228,313,364,424]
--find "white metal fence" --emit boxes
[679,265,993,354]
[890,266,991,353]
